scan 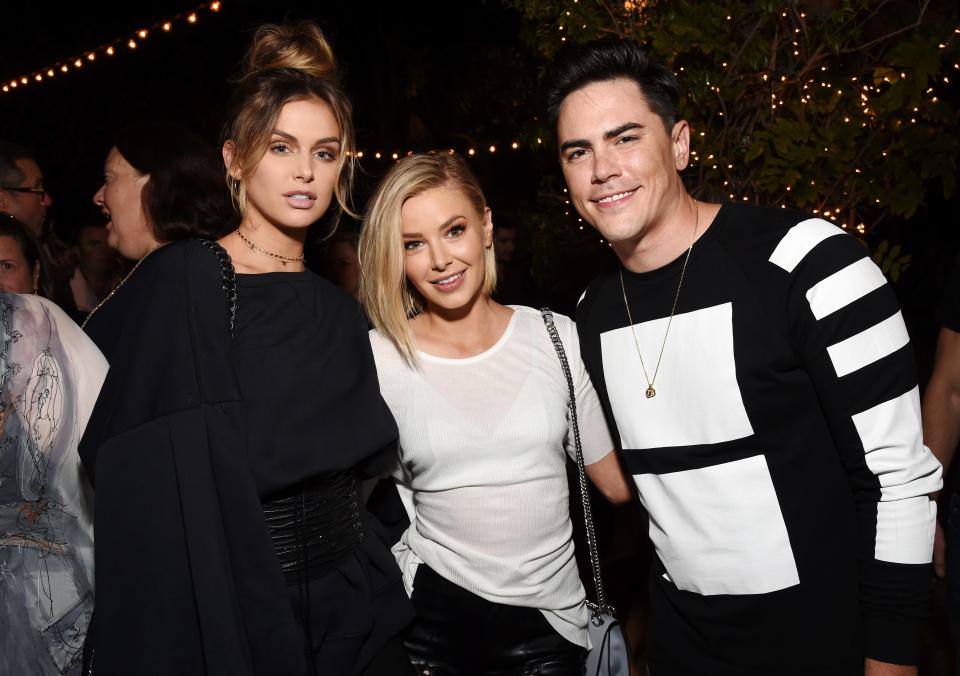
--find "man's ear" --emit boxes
[672,119,691,172]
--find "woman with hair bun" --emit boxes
[79,22,413,676]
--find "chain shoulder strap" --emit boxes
[199,239,237,335]
[540,308,614,620]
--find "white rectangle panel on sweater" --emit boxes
[600,302,754,449]
[635,454,800,595]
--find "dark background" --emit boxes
[0,0,540,238]
[1,0,956,367]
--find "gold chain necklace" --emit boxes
[618,199,699,399]
[236,228,304,266]
[81,243,166,329]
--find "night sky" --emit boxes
[0,0,536,235]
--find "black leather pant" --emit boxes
[405,565,586,676]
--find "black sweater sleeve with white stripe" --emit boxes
[576,203,941,670]
[778,220,940,664]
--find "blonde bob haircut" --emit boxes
[359,152,498,366]
[222,22,357,227]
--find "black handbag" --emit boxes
[541,309,632,676]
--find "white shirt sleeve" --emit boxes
[554,313,615,466]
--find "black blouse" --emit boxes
[80,241,410,676]
[233,270,397,496]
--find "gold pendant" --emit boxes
[645,385,656,399]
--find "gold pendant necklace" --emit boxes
[81,243,166,329]
[236,228,304,266]
[618,199,699,399]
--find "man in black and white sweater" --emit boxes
[545,39,941,675]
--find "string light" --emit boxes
[1,2,224,95]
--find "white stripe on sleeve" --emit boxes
[851,386,942,563]
[826,311,910,378]
[768,218,844,273]
[805,257,888,320]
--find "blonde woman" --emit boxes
[79,23,412,676]
[359,152,631,676]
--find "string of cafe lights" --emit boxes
[1,2,224,95]
[346,139,545,162]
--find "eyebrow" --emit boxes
[559,121,644,153]
[271,129,340,146]
[402,215,465,237]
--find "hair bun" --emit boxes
[243,21,337,80]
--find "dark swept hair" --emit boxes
[114,121,234,242]
[544,39,682,132]
[0,141,30,189]
[0,214,40,267]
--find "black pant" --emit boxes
[405,565,586,676]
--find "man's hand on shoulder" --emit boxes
[865,658,917,676]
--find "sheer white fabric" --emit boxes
[370,306,613,648]
[0,294,107,675]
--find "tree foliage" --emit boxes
[504,0,959,295]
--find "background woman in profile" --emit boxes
[79,22,412,676]
[90,120,233,266]
[359,152,632,676]
[80,120,235,673]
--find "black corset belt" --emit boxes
[262,471,365,582]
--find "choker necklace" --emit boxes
[618,199,699,399]
[237,228,304,266]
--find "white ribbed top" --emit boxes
[369,306,613,648]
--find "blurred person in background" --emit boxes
[0,142,78,318]
[0,214,42,294]
[69,223,122,316]
[322,230,361,300]
[90,121,235,268]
